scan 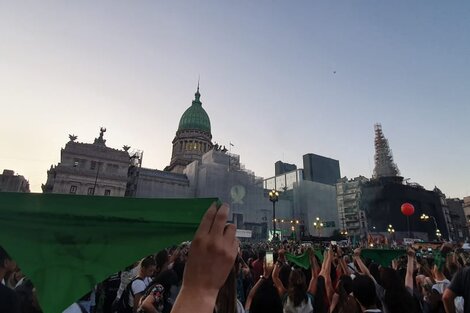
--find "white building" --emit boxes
[42,128,130,197]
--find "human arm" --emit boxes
[308,249,319,295]
[319,247,335,303]
[245,263,273,311]
[272,251,287,296]
[352,248,372,277]
[170,203,238,313]
[405,248,415,291]
[140,295,158,313]
[336,247,350,276]
[134,293,144,313]
[442,288,457,313]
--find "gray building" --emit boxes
[302,153,340,186]
[275,161,297,176]
[446,198,469,241]
[263,168,339,238]
[336,176,369,240]
[0,169,30,193]
[42,128,130,197]
[463,196,470,235]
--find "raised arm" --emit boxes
[245,263,273,311]
[405,248,415,291]
[352,248,371,277]
[272,252,287,296]
[319,247,335,303]
[308,248,319,295]
[171,203,238,313]
[336,247,350,276]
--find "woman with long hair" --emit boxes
[272,249,316,313]
[244,260,282,313]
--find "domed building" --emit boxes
[165,85,213,173]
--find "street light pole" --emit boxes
[313,217,324,237]
[269,189,279,241]
[420,214,439,240]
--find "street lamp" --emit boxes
[436,229,442,241]
[269,189,279,241]
[420,213,439,239]
[313,217,324,236]
[387,224,395,234]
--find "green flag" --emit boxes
[285,249,323,269]
[360,249,406,267]
[0,192,215,312]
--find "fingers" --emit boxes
[223,223,236,238]
[210,203,230,235]
[196,202,218,235]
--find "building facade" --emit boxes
[264,167,340,238]
[463,196,470,234]
[446,198,469,241]
[42,129,130,197]
[275,161,297,176]
[336,176,369,240]
[0,169,30,193]
[302,154,340,186]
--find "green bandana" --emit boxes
[0,192,214,312]
[360,249,406,267]
[285,249,323,269]
[433,250,446,271]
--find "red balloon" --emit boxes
[401,203,415,216]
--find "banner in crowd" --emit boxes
[0,192,215,312]
[360,249,406,267]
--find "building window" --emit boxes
[70,186,77,194]
[104,189,111,196]
[88,187,94,195]
[90,161,97,170]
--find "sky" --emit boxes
[0,1,469,197]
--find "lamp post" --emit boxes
[269,189,279,241]
[420,214,439,240]
[387,224,395,244]
[313,217,324,237]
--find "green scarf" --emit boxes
[0,192,214,312]
[285,249,323,269]
[360,249,406,267]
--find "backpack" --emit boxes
[113,277,144,313]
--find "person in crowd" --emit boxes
[139,269,178,313]
[353,247,417,313]
[251,250,265,284]
[352,275,382,313]
[244,260,282,313]
[443,265,470,313]
[214,263,245,313]
[114,262,141,307]
[0,246,20,313]
[126,255,156,313]
[154,250,170,279]
[330,274,360,313]
[11,267,42,313]
[272,248,316,313]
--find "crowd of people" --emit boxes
[1,202,470,313]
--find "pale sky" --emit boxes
[0,1,469,197]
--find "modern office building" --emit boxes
[302,153,340,186]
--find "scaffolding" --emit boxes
[372,123,400,179]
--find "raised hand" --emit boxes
[171,202,238,313]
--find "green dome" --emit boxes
[177,88,211,133]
